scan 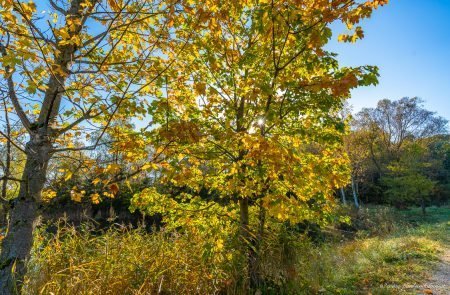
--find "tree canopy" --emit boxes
[1,0,423,293]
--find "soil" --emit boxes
[419,248,450,295]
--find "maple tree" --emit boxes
[132,0,388,288]
[0,0,203,291]
[0,0,391,292]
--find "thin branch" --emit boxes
[1,96,12,203]
[50,141,114,154]
[0,130,26,154]
[53,109,99,136]
[0,39,33,133]
[49,0,68,15]
[0,176,23,183]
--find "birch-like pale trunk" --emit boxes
[340,187,347,205]
[351,175,359,209]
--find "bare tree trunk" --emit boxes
[340,187,347,205]
[0,136,50,294]
[351,175,359,209]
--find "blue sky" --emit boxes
[326,0,450,120]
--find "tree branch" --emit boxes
[0,39,33,133]
[0,130,26,154]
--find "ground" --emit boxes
[401,207,450,295]
[419,248,449,295]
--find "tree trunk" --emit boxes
[239,198,250,284]
[253,199,265,288]
[0,137,50,294]
[351,175,359,209]
[340,188,347,205]
[420,198,426,216]
[239,197,265,290]
[239,198,260,290]
[1,97,12,227]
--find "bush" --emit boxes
[337,206,400,238]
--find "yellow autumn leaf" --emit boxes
[90,193,100,204]
[65,171,73,181]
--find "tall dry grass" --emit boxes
[22,206,448,294]
[24,223,237,294]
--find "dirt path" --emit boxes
[420,248,450,295]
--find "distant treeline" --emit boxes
[342,97,449,213]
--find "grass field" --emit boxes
[21,206,450,294]
[308,206,450,295]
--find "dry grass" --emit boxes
[22,206,449,294]
[24,223,235,294]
